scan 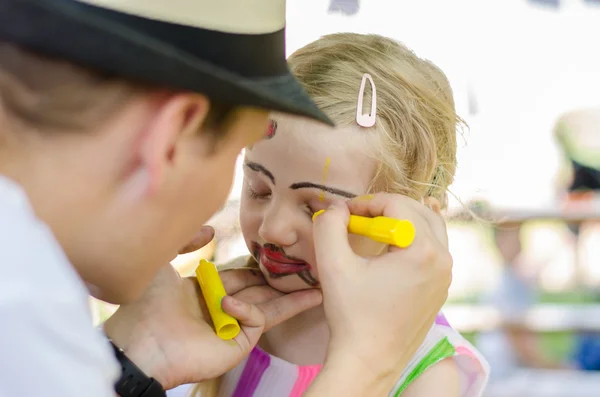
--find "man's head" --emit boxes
[0,0,330,303]
[0,41,269,303]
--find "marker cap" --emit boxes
[196,259,241,340]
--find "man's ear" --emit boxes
[423,196,441,214]
[140,93,210,195]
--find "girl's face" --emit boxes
[240,114,381,292]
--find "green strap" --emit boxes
[392,337,456,396]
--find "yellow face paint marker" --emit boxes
[195,259,241,340]
[312,210,415,248]
[319,157,331,202]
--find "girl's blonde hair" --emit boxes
[289,33,461,208]
[191,32,461,396]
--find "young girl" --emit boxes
[189,32,489,396]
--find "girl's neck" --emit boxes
[259,303,330,366]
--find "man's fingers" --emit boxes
[232,285,322,331]
[347,193,422,219]
[374,239,453,287]
[312,202,356,271]
[178,226,215,254]
[348,193,448,248]
[183,269,267,308]
[221,296,265,328]
[232,284,285,306]
[221,269,267,295]
[259,289,323,331]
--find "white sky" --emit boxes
[228,0,600,212]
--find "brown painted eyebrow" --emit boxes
[244,161,275,184]
[289,182,357,199]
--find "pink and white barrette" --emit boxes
[356,73,377,128]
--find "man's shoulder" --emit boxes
[0,175,86,299]
[0,176,120,396]
[0,174,97,349]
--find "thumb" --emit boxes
[179,225,215,255]
[312,202,356,271]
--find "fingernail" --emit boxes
[312,209,325,221]
[354,194,374,201]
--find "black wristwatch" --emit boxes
[110,341,166,397]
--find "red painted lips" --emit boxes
[252,243,319,287]
[259,246,309,275]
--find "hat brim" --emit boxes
[0,0,333,126]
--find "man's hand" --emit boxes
[308,193,452,396]
[103,226,322,390]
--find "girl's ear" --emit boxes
[423,196,441,214]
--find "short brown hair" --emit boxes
[0,41,234,135]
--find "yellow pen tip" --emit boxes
[312,209,325,221]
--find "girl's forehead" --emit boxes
[247,115,376,191]
[271,114,370,155]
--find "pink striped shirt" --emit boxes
[211,313,489,397]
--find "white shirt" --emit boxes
[0,175,120,397]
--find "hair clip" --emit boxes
[356,73,377,128]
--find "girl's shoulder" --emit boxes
[391,313,490,397]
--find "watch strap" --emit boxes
[110,341,166,397]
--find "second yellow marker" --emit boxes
[312,210,415,248]
[195,259,241,340]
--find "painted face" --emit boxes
[239,113,380,292]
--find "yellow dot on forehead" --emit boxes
[319,157,331,202]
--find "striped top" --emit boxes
[214,313,489,397]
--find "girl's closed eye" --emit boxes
[305,200,328,217]
[245,181,271,199]
[304,204,317,217]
